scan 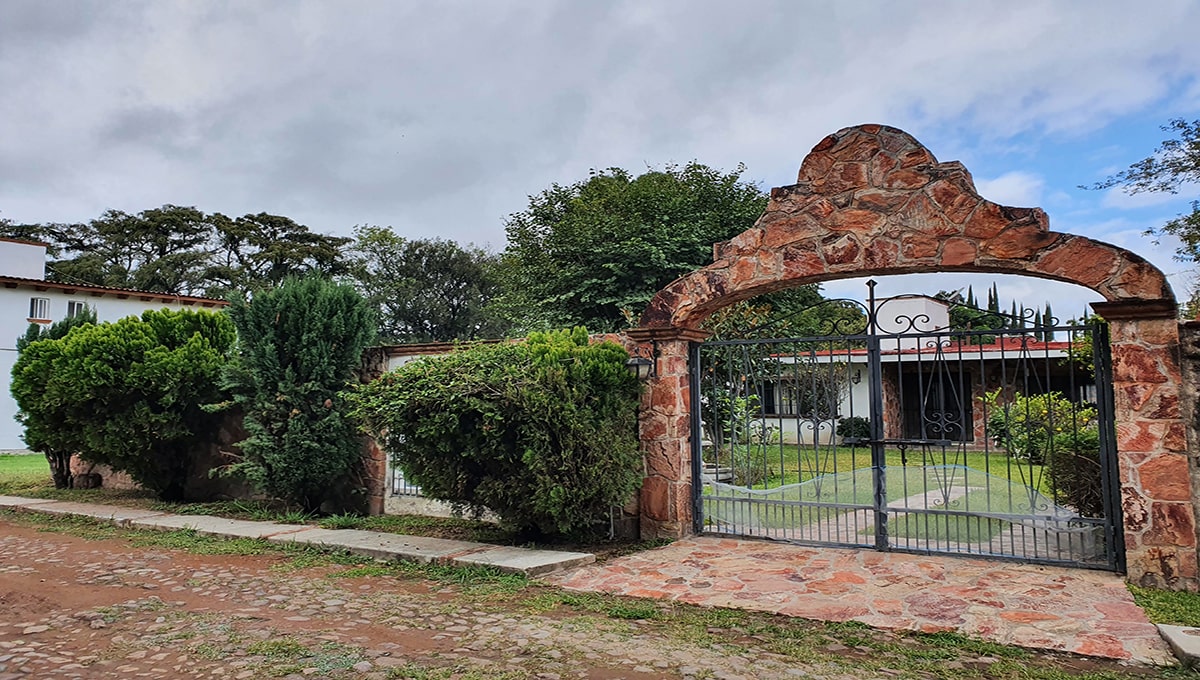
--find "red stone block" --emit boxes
[644,442,683,480]
[940,238,977,266]
[640,475,673,521]
[1144,502,1197,547]
[822,234,862,266]
[880,168,930,190]
[1111,261,1172,300]
[798,151,835,183]
[1036,237,1119,289]
[962,202,1010,239]
[864,238,900,270]
[897,194,959,236]
[900,233,940,260]
[1138,454,1191,500]
[829,133,882,163]
[830,208,887,234]
[981,224,1060,259]
[926,180,978,224]
[899,147,935,168]
[762,214,819,249]
[781,243,825,278]
[868,152,899,186]
[1122,488,1149,534]
[854,190,909,212]
[1111,345,1170,383]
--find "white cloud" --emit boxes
[975,172,1045,207]
[1101,184,1200,209]
[0,0,1199,248]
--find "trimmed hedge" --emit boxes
[349,328,641,539]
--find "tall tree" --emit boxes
[207,212,351,296]
[1092,119,1200,263]
[499,162,771,332]
[348,226,505,343]
[1,205,353,298]
[44,205,215,295]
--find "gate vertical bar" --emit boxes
[1092,321,1125,572]
[690,340,706,534]
[866,280,889,550]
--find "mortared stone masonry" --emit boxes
[628,124,1199,590]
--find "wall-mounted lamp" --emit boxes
[851,368,863,385]
[625,341,658,381]
[625,356,654,381]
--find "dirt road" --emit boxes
[0,519,1175,679]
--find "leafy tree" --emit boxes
[1092,119,1200,315]
[16,305,97,352]
[1,205,353,298]
[348,225,507,342]
[499,162,770,332]
[208,213,352,296]
[38,206,216,295]
[222,276,375,512]
[10,310,235,499]
[349,327,641,539]
[10,307,98,489]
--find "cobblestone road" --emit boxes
[0,520,1174,679]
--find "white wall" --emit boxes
[0,240,47,280]
[1,286,214,449]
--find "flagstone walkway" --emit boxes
[543,536,1175,666]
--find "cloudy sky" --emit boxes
[2,0,1199,314]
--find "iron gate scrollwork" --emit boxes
[691,281,1123,570]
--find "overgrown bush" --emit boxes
[11,307,98,488]
[836,416,871,441]
[983,389,1104,516]
[348,327,641,539]
[11,309,234,500]
[1045,428,1105,517]
[222,276,375,513]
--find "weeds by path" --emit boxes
[0,508,1187,679]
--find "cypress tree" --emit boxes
[223,275,376,512]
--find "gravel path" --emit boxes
[0,520,1174,679]
[0,521,867,679]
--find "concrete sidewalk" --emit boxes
[0,495,593,576]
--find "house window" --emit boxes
[28,297,50,321]
[67,300,88,318]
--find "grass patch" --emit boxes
[872,512,1009,543]
[1129,585,1200,627]
[246,637,308,658]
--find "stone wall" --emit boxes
[625,124,1198,589]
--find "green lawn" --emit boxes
[0,453,51,493]
[709,444,1050,495]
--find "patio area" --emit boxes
[543,535,1175,665]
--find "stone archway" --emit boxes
[629,124,1197,590]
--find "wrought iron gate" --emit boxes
[691,281,1123,570]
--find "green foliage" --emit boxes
[349,327,642,539]
[983,390,1103,516]
[10,309,235,500]
[1092,118,1200,267]
[12,305,99,488]
[498,162,768,332]
[223,276,375,512]
[836,416,871,440]
[1,205,351,298]
[1129,585,1200,627]
[348,225,507,342]
[16,304,97,352]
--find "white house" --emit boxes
[0,238,226,450]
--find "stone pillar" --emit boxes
[1177,320,1200,585]
[626,327,709,540]
[1094,301,1198,590]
